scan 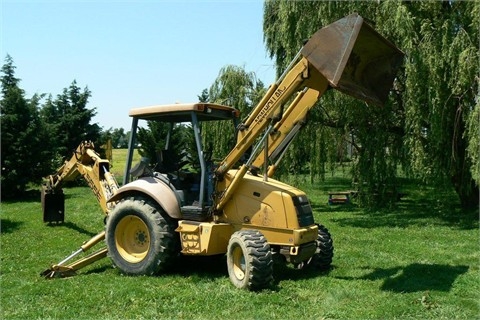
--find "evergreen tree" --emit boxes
[136,120,194,172]
[1,55,49,197]
[40,81,101,159]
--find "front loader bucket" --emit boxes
[301,13,404,106]
[41,186,65,223]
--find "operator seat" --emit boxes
[157,149,191,174]
[157,150,177,173]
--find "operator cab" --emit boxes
[124,103,240,220]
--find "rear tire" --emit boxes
[226,230,273,291]
[105,197,179,275]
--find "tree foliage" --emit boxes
[1,56,103,197]
[395,1,480,209]
[40,80,101,159]
[263,0,479,209]
[136,120,195,172]
[0,56,49,197]
[102,127,129,149]
[203,65,266,159]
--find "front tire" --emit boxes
[227,230,273,291]
[299,224,334,270]
[105,197,179,275]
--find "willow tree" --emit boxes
[263,0,479,209]
[202,65,266,160]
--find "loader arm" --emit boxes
[215,56,328,178]
[213,13,403,212]
[42,141,119,222]
[213,58,329,212]
[250,87,322,177]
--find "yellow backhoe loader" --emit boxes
[41,14,403,290]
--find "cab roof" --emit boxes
[129,103,240,123]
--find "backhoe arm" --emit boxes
[42,141,119,222]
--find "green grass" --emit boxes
[109,148,141,183]
[1,159,479,319]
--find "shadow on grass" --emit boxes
[169,255,229,278]
[2,186,85,204]
[2,189,42,203]
[337,263,469,293]
[83,265,112,276]
[76,255,228,280]
[312,176,354,193]
[45,221,98,238]
[305,175,479,230]
[171,256,335,286]
[55,254,332,291]
[312,201,360,214]
[0,218,24,234]
[166,256,333,291]
[273,262,333,284]
[331,200,478,230]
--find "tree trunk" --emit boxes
[451,118,479,211]
[453,176,479,211]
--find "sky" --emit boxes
[1,0,276,130]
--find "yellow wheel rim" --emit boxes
[115,215,150,263]
[231,245,246,281]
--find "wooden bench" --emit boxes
[328,191,355,205]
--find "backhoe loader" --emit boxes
[41,14,403,290]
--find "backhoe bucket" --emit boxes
[41,186,65,223]
[301,13,404,106]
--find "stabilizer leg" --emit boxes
[41,231,107,278]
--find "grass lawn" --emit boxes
[1,152,478,319]
[109,148,142,183]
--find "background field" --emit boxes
[1,150,478,319]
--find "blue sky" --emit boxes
[2,0,276,130]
